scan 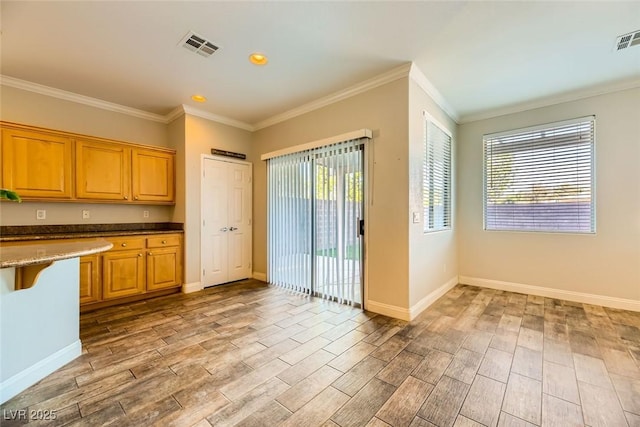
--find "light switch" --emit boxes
[36,209,46,220]
[412,212,420,223]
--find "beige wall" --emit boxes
[182,114,252,285]
[0,86,173,225]
[457,88,640,302]
[408,77,458,309]
[250,78,410,309]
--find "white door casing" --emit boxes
[201,156,252,287]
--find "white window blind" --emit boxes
[424,119,452,232]
[484,117,595,233]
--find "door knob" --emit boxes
[229,227,238,231]
[220,227,228,232]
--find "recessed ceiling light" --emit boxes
[249,53,268,66]
[191,94,207,103]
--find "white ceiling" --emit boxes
[1,1,639,126]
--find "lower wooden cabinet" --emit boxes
[79,232,182,310]
[79,254,101,304]
[102,249,146,299]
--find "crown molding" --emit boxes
[409,63,460,124]
[165,105,186,124]
[459,78,640,124]
[0,75,168,123]
[253,63,413,131]
[181,105,254,131]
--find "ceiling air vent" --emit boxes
[615,30,640,51]
[179,31,219,57]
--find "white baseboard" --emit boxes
[367,276,460,321]
[366,300,411,321]
[182,281,203,294]
[0,340,81,405]
[252,272,267,282]
[410,276,459,320]
[459,276,640,312]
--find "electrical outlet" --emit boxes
[82,210,90,219]
[143,210,150,218]
[36,209,46,220]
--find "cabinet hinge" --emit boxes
[203,269,205,276]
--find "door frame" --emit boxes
[200,154,253,287]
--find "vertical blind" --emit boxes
[484,116,595,233]
[268,138,365,306]
[424,120,452,232]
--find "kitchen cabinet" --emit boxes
[0,121,176,204]
[132,148,175,203]
[76,139,131,201]
[79,254,101,304]
[102,249,146,299]
[1,127,73,199]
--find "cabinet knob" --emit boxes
[162,240,167,244]
[138,253,143,257]
[134,196,139,200]
[148,252,153,256]
[124,196,128,200]
[121,243,127,247]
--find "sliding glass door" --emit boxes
[267,139,365,306]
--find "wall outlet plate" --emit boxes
[36,209,46,220]
[82,210,90,219]
[143,210,150,218]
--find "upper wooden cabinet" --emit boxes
[132,148,175,203]
[0,122,175,204]
[76,139,131,201]
[1,128,73,199]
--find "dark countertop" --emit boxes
[0,223,183,242]
[0,239,113,268]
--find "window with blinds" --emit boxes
[483,116,595,233]
[424,119,452,232]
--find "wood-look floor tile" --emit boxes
[376,376,433,427]
[235,400,292,427]
[257,324,306,347]
[366,417,393,427]
[610,373,640,415]
[219,358,290,401]
[511,345,542,381]
[280,386,349,427]
[517,328,543,352]
[478,347,513,383]
[489,331,518,354]
[376,350,423,387]
[371,335,412,362]
[502,373,541,425]
[332,356,388,397]
[418,376,470,427]
[459,374,505,427]
[125,395,182,426]
[497,314,522,333]
[541,393,583,427]
[243,338,299,369]
[331,378,396,427]
[602,347,640,379]
[497,412,536,427]
[572,353,613,389]
[412,349,453,385]
[568,328,602,358]
[277,349,336,386]
[461,330,493,354]
[324,330,371,355]
[208,377,290,427]
[277,365,343,412]
[279,336,331,365]
[626,411,640,427]
[328,341,377,372]
[542,360,580,405]
[65,403,125,426]
[454,415,484,427]
[577,380,628,427]
[443,348,484,385]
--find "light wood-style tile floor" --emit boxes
[2,280,640,426]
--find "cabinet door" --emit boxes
[102,249,145,299]
[76,139,131,201]
[132,148,174,203]
[79,254,101,304]
[1,128,73,199]
[146,247,181,291]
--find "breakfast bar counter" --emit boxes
[0,239,112,404]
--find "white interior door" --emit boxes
[202,157,252,286]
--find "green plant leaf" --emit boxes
[0,189,22,202]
